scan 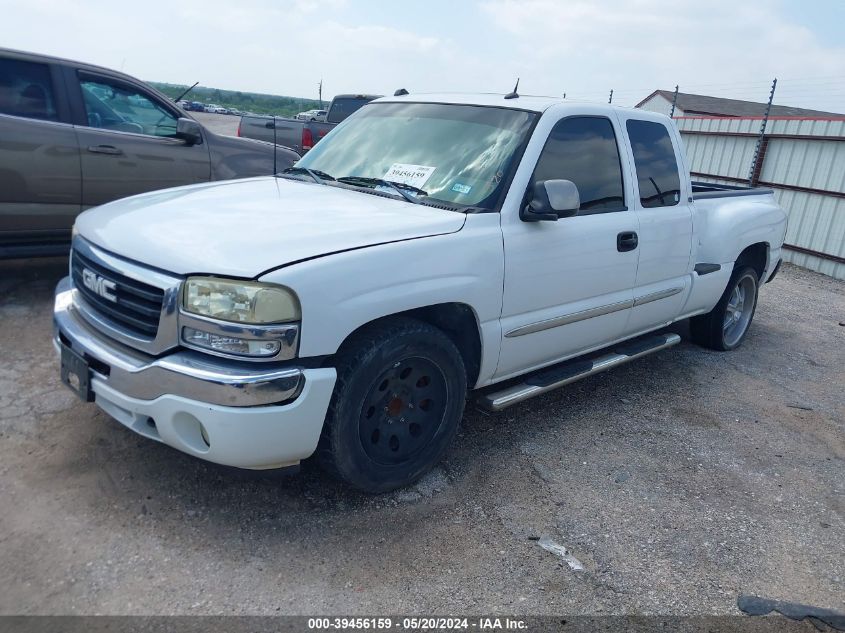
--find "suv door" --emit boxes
[65,69,210,208]
[0,56,81,249]
[497,114,639,380]
[616,115,693,334]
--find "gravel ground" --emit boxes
[0,259,842,616]
[191,111,240,136]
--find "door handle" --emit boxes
[87,145,123,155]
[617,231,638,252]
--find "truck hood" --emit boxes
[75,177,466,278]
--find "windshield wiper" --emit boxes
[280,167,335,184]
[336,176,427,205]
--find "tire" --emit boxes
[690,266,759,351]
[317,317,467,493]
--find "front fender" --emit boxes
[208,133,298,180]
[259,213,505,386]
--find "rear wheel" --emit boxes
[317,317,467,493]
[690,266,759,351]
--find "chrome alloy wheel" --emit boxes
[723,273,757,347]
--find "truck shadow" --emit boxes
[2,255,792,544]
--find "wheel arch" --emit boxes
[327,302,483,389]
[734,242,769,280]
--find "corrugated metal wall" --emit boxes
[675,117,845,280]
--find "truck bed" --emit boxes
[238,115,334,156]
[691,181,774,199]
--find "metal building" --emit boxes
[637,90,842,118]
[675,116,845,280]
[636,91,845,279]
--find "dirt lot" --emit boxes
[192,111,240,136]
[0,259,842,616]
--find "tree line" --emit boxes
[149,82,323,116]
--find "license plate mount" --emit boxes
[60,343,94,402]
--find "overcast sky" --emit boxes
[2,0,844,112]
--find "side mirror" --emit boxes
[176,117,203,146]
[521,179,580,222]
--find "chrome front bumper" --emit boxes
[54,277,302,407]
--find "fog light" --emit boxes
[182,326,281,357]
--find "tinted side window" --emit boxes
[79,76,178,137]
[626,119,681,208]
[327,98,371,124]
[0,58,59,121]
[532,117,625,214]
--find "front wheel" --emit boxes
[317,317,467,493]
[690,266,759,351]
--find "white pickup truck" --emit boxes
[54,93,787,492]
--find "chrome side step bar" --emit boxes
[477,332,682,412]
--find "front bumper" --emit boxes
[54,277,336,469]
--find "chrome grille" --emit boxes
[71,249,164,337]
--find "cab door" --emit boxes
[615,114,693,334]
[496,112,640,381]
[65,69,210,208]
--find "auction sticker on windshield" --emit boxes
[383,163,436,189]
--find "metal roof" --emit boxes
[637,90,844,118]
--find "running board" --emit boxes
[477,333,682,412]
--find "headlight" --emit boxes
[183,277,300,324]
[182,326,282,357]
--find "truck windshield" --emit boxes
[296,102,537,210]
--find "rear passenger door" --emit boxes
[64,69,210,208]
[616,115,693,334]
[0,56,81,242]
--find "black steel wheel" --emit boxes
[359,357,449,466]
[317,317,467,493]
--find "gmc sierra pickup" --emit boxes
[54,93,787,493]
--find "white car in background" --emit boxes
[296,109,327,121]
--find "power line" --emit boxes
[563,79,845,100]
[556,76,845,96]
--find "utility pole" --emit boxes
[318,79,323,108]
[608,89,613,104]
[748,78,777,186]
[669,85,679,118]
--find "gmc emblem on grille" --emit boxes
[81,268,117,302]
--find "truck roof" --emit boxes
[374,92,642,115]
[0,46,128,77]
[333,94,383,100]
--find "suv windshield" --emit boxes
[297,102,537,209]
